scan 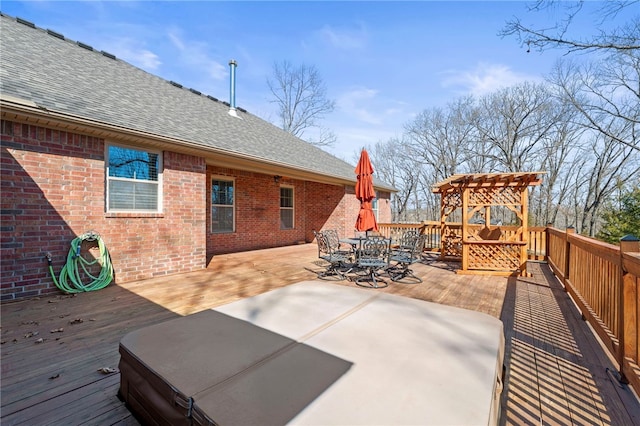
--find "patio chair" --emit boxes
[354,237,390,289]
[313,231,353,281]
[387,233,427,284]
[393,230,420,253]
[323,229,353,257]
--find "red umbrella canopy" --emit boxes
[355,149,376,202]
[354,149,378,232]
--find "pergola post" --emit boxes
[520,184,531,277]
[461,186,470,272]
[438,188,463,260]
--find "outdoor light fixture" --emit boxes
[273,175,282,183]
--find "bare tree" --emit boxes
[501,1,640,54]
[415,168,444,222]
[528,97,585,226]
[475,82,558,172]
[404,96,478,181]
[376,54,638,231]
[267,61,336,147]
[573,132,639,236]
[503,1,639,154]
[368,137,420,222]
[550,55,640,152]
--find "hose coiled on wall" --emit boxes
[46,231,114,293]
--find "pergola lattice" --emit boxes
[432,172,544,276]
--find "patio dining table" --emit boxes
[339,236,391,255]
[339,236,367,251]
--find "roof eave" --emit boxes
[1,97,395,191]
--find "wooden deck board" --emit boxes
[499,262,640,426]
[3,374,123,425]
[1,244,639,425]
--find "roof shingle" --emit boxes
[0,14,394,190]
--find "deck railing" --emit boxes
[547,227,640,396]
[378,222,640,395]
[378,222,547,260]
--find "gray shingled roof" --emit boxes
[0,14,394,191]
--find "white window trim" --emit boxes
[105,142,163,213]
[211,176,236,233]
[372,192,379,221]
[280,185,294,230]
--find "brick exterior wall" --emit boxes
[1,120,394,301]
[376,191,393,224]
[343,186,393,233]
[207,167,306,256]
[1,120,206,301]
[206,167,393,259]
[304,181,348,242]
[206,167,354,257]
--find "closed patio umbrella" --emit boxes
[354,149,378,232]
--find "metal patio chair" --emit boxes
[354,237,390,289]
[314,230,353,281]
[387,233,427,284]
[323,229,353,258]
[394,230,420,253]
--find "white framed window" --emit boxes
[280,186,294,229]
[106,144,162,212]
[372,193,379,220]
[212,178,235,233]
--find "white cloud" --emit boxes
[123,48,161,71]
[338,87,382,124]
[328,122,401,162]
[167,28,227,81]
[336,87,409,127]
[441,63,541,97]
[327,87,409,160]
[317,23,367,50]
[167,30,185,51]
[99,37,161,71]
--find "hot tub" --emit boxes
[118,281,504,425]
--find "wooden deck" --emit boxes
[1,243,639,425]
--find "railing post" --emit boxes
[564,226,575,292]
[619,234,640,384]
[545,222,553,263]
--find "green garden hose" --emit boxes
[46,231,114,293]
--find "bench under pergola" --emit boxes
[432,172,544,277]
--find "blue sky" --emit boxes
[0,1,616,162]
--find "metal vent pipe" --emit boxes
[229,59,237,113]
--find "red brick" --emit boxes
[1,120,391,301]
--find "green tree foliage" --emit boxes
[596,187,640,244]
